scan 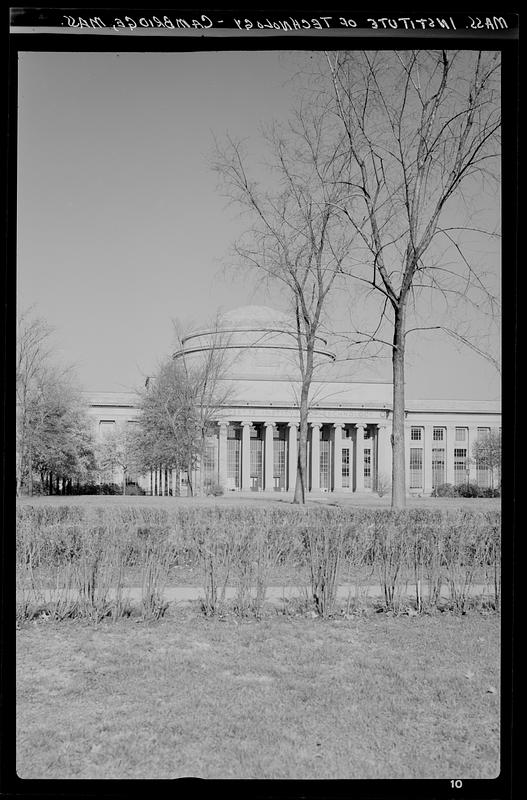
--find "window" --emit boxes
[364,447,372,489]
[433,427,444,441]
[432,448,445,488]
[477,427,491,441]
[410,447,423,488]
[250,438,263,484]
[273,438,286,481]
[342,448,350,488]
[411,427,422,441]
[203,443,216,490]
[454,448,467,484]
[363,427,371,440]
[455,427,467,442]
[320,440,330,490]
[227,438,241,488]
[477,463,490,488]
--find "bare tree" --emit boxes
[313,49,501,507]
[213,110,354,503]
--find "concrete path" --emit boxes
[17,583,497,605]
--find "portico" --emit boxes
[212,418,389,493]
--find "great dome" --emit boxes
[218,305,293,331]
[174,304,335,379]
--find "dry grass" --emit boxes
[16,612,500,780]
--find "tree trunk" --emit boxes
[391,303,407,509]
[187,458,194,497]
[28,444,33,497]
[294,398,309,504]
[293,365,313,504]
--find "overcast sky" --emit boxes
[17,49,501,401]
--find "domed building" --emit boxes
[87,304,501,496]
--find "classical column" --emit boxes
[287,422,298,492]
[333,423,343,491]
[423,424,433,495]
[218,423,228,488]
[171,468,177,496]
[160,467,165,496]
[264,421,275,491]
[355,424,365,492]
[446,425,456,485]
[376,424,388,490]
[310,423,321,491]
[241,421,252,490]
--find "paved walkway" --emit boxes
[17,583,496,604]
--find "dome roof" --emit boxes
[175,305,335,378]
[218,305,292,330]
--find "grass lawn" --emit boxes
[16,493,501,510]
[16,612,500,780]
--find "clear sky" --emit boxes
[17,49,501,401]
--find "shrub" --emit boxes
[94,483,122,495]
[125,483,145,496]
[480,486,501,498]
[375,473,391,498]
[432,483,457,498]
[454,482,481,498]
[205,483,224,497]
[302,509,346,617]
[16,502,501,621]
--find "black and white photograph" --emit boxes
[10,7,516,790]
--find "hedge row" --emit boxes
[16,504,501,621]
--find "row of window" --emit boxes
[226,424,493,444]
[411,426,493,442]
[409,443,494,489]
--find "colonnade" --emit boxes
[215,420,389,493]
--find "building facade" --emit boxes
[86,306,501,496]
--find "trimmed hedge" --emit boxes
[16,504,501,621]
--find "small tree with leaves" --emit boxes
[97,424,142,494]
[16,307,97,495]
[137,326,231,496]
[472,429,501,490]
